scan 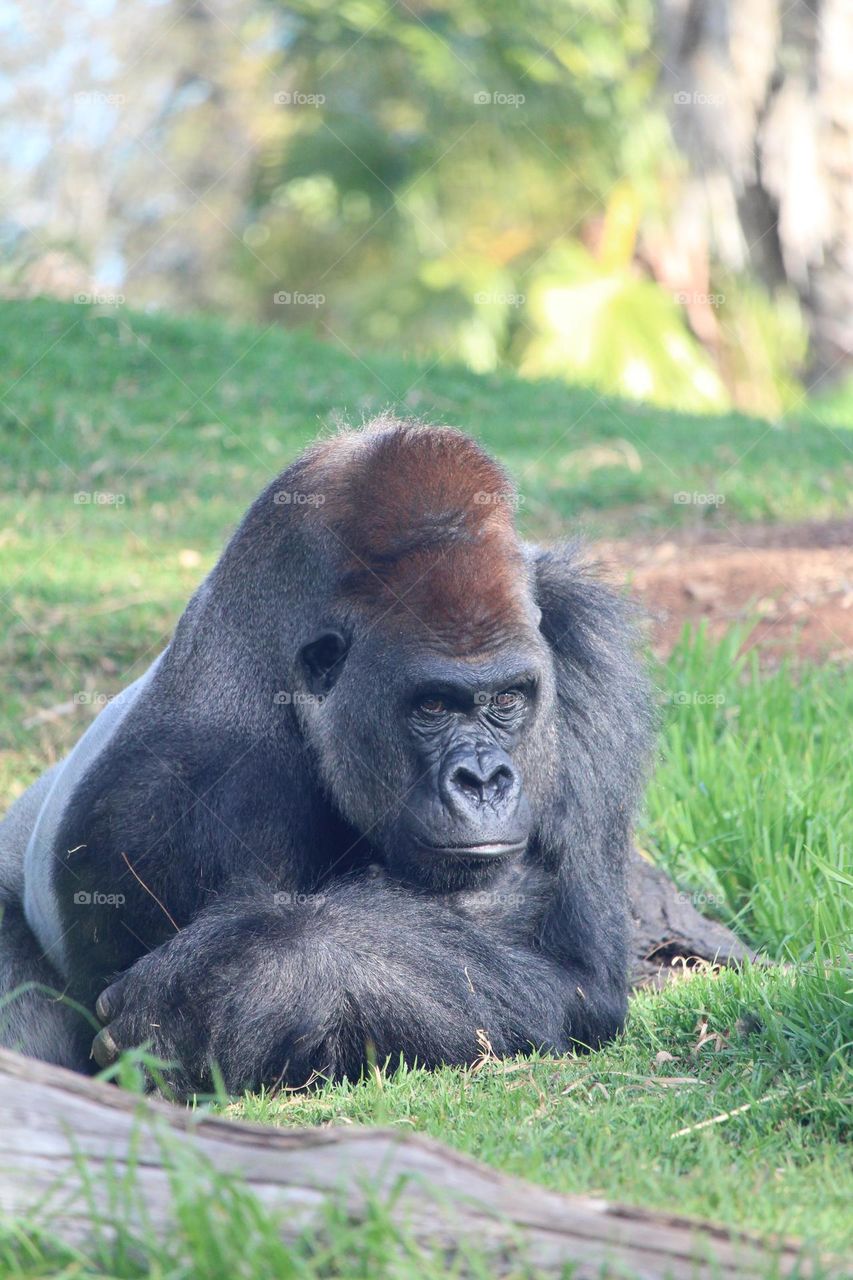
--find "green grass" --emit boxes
[645,626,853,959]
[230,964,851,1248]
[2,1196,515,1280]
[1,299,851,1275]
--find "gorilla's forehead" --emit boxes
[305,418,534,651]
[353,539,535,654]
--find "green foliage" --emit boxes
[243,0,729,407]
[644,626,853,959]
[520,241,727,410]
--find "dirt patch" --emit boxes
[594,519,853,665]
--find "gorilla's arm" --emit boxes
[91,871,615,1095]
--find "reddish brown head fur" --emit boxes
[307,418,534,654]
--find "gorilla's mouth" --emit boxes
[421,840,528,859]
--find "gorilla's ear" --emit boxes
[300,631,349,694]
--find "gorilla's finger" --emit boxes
[95,979,125,1024]
[91,1026,120,1068]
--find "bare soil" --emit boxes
[595,519,853,665]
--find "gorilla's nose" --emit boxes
[442,747,520,811]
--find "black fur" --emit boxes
[0,420,652,1095]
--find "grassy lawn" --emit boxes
[1,299,851,1276]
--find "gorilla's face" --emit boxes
[297,623,555,890]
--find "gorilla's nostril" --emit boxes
[450,760,515,802]
[451,765,484,797]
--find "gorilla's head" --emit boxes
[286,420,559,891]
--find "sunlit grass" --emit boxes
[1,298,850,1276]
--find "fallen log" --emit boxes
[629,853,756,988]
[0,1048,832,1278]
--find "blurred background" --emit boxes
[3,0,852,419]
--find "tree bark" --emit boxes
[629,852,756,988]
[657,0,853,387]
[0,1048,834,1278]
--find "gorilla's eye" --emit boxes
[418,696,446,716]
[492,689,525,713]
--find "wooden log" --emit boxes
[629,853,756,988]
[0,1048,833,1278]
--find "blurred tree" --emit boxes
[249,0,664,367]
[657,0,853,391]
[0,0,272,312]
[2,0,848,411]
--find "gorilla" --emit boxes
[0,418,652,1095]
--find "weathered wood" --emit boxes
[0,1048,832,1278]
[629,853,756,988]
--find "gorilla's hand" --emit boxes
[88,886,340,1094]
[91,942,205,1092]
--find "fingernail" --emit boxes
[92,1027,118,1068]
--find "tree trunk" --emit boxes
[657,0,853,387]
[0,1048,835,1278]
